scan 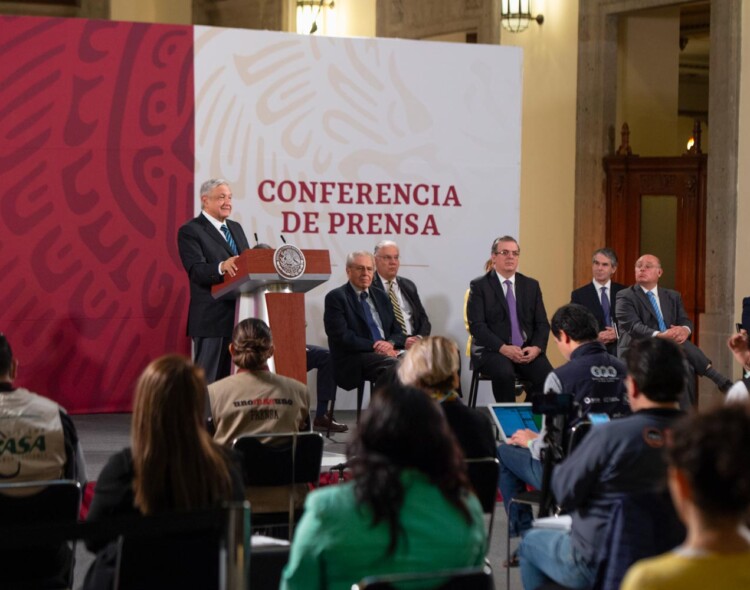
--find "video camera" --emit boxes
[531,393,574,416]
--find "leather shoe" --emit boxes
[313,413,349,433]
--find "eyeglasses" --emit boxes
[376,255,399,262]
[495,249,520,257]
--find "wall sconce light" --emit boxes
[297,0,336,35]
[501,0,544,33]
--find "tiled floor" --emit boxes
[71,411,521,590]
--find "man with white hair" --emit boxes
[178,179,250,383]
[372,240,431,350]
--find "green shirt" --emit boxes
[281,469,487,590]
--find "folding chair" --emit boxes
[232,431,324,538]
[114,502,251,590]
[465,457,499,546]
[354,565,494,590]
[0,479,81,589]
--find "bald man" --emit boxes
[615,254,732,406]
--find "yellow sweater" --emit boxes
[621,548,750,590]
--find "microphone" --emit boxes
[254,232,259,245]
[280,234,287,244]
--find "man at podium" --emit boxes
[178,179,250,383]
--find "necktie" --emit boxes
[360,292,383,341]
[647,291,667,332]
[388,281,408,334]
[220,224,238,255]
[600,286,611,327]
[504,280,524,347]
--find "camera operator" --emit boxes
[518,338,685,590]
[498,304,629,548]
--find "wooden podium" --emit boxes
[211,248,331,384]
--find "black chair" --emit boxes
[232,431,324,537]
[354,565,494,589]
[249,544,290,590]
[113,502,251,590]
[592,490,685,590]
[326,379,375,437]
[467,361,529,408]
[0,479,81,589]
[566,421,592,456]
[465,457,499,546]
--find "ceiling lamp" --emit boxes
[297,0,336,35]
[501,0,544,33]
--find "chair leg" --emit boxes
[356,383,365,424]
[469,371,479,408]
[326,398,336,438]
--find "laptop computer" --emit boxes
[488,403,543,442]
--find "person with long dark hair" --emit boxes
[621,405,750,589]
[281,383,486,590]
[84,355,244,585]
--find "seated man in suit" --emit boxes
[324,251,405,391]
[615,254,732,406]
[518,337,685,590]
[466,236,553,402]
[372,240,431,349]
[571,247,625,355]
[177,178,250,383]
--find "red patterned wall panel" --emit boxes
[0,17,194,412]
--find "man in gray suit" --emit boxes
[615,253,732,405]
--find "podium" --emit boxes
[211,248,331,384]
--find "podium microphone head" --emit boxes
[254,233,259,245]
[280,234,287,244]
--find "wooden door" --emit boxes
[604,140,707,335]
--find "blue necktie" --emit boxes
[360,292,383,341]
[647,291,667,332]
[220,224,238,255]
[600,286,611,327]
[504,280,524,347]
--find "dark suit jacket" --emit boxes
[466,270,550,355]
[372,274,432,337]
[571,281,625,355]
[615,285,696,359]
[323,282,406,390]
[177,214,250,338]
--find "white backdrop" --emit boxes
[194,27,523,407]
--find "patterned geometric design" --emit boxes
[0,17,194,412]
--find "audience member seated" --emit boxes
[208,318,311,514]
[498,304,629,543]
[84,355,243,588]
[397,336,495,459]
[280,383,487,590]
[0,333,87,588]
[518,338,685,590]
[0,333,87,486]
[208,318,310,445]
[621,405,750,590]
[725,329,750,404]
